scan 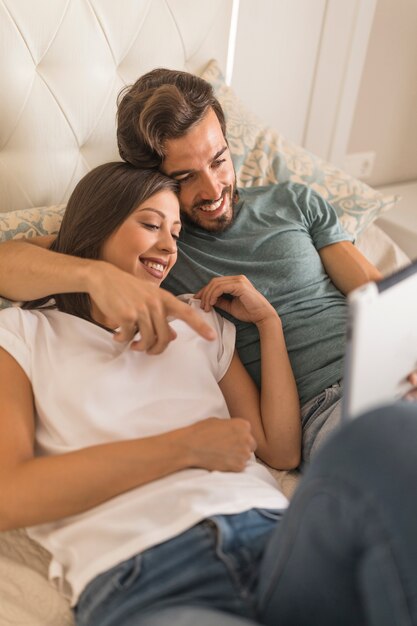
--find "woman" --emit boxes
[0,162,300,624]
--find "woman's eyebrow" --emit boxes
[135,207,181,225]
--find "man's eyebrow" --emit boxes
[167,146,228,178]
[135,208,181,225]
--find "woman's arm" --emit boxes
[196,276,301,470]
[0,348,255,531]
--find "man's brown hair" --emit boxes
[117,68,226,169]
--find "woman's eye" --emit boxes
[142,223,159,231]
[212,158,226,169]
[172,233,180,241]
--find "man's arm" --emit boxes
[321,242,417,396]
[319,241,382,295]
[0,236,68,300]
[0,237,216,352]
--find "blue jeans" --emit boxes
[301,380,343,464]
[75,507,278,626]
[75,403,417,626]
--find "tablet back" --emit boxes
[343,259,417,420]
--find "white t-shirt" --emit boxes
[0,296,288,605]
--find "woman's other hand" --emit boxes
[195,275,278,326]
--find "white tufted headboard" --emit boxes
[0,0,234,213]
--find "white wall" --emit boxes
[348,0,417,187]
[231,0,376,170]
[231,0,326,146]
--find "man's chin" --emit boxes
[183,188,237,233]
[183,209,233,233]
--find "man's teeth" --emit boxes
[143,261,164,272]
[200,197,223,212]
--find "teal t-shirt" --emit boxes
[163,182,353,405]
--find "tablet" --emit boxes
[343,259,417,420]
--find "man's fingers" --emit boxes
[177,306,216,341]
[113,322,138,343]
[113,311,156,352]
[146,309,176,355]
[112,290,216,354]
[130,315,156,352]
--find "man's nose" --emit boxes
[199,171,222,200]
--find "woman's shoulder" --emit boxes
[0,305,34,328]
[0,306,61,338]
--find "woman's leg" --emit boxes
[75,509,275,626]
[257,403,417,626]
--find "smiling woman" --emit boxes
[101,199,181,284]
[0,159,303,625]
[22,164,181,327]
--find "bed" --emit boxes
[0,1,411,624]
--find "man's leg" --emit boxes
[257,402,417,626]
[301,381,343,464]
[134,607,258,626]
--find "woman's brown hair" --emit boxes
[23,162,179,323]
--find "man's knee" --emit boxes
[308,401,417,483]
[136,607,258,626]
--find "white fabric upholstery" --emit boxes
[0,0,232,212]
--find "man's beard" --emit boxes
[182,183,238,234]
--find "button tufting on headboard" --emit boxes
[0,0,233,212]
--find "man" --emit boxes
[0,68,381,461]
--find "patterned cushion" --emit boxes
[0,204,65,309]
[200,59,398,238]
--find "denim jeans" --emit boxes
[301,380,343,464]
[75,402,417,626]
[75,508,281,626]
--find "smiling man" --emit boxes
[115,67,382,462]
[162,110,236,232]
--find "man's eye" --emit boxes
[212,158,226,169]
[177,173,195,184]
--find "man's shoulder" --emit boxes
[237,182,312,218]
[238,181,309,201]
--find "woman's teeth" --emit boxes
[143,261,164,272]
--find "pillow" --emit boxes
[0,530,73,626]
[200,59,399,238]
[0,204,65,309]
